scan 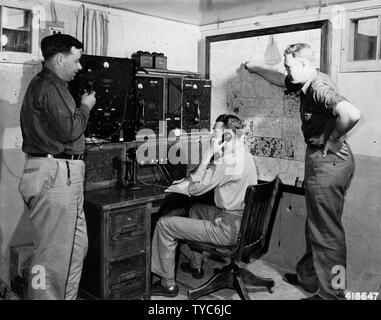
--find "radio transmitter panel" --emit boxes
[69,54,136,142]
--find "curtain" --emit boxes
[84,8,109,56]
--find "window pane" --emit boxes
[352,17,378,61]
[1,7,32,53]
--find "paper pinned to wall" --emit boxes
[210,28,321,185]
[264,35,282,66]
[227,68,305,185]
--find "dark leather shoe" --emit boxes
[180,262,204,279]
[300,294,323,300]
[151,280,178,298]
[283,273,318,294]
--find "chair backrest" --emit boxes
[234,175,282,263]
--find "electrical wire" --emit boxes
[137,177,170,188]
[85,88,130,151]
[160,164,174,183]
[151,165,162,182]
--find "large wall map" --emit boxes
[227,68,305,185]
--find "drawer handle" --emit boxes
[111,224,145,241]
[119,271,137,282]
[110,271,141,290]
[110,279,134,290]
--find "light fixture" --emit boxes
[264,35,281,66]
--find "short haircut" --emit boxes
[284,43,315,63]
[41,34,83,60]
[215,114,245,133]
[215,114,228,123]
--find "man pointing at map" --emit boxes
[244,43,360,300]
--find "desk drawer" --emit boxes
[108,276,145,300]
[108,254,145,284]
[108,255,146,299]
[109,206,147,258]
[109,231,145,258]
[109,206,146,236]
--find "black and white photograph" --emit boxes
[0,0,380,309]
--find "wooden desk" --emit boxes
[80,185,170,300]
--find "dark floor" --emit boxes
[151,253,310,300]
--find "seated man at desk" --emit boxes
[151,114,258,297]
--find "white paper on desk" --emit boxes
[165,179,191,196]
[171,178,186,185]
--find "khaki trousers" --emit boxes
[19,157,88,300]
[296,144,355,300]
[151,203,242,282]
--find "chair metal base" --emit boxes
[188,263,275,300]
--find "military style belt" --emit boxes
[28,153,84,160]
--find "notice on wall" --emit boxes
[210,28,321,185]
[227,67,304,185]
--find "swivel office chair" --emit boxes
[186,175,282,300]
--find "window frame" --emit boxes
[341,9,381,72]
[0,0,40,64]
[205,20,331,78]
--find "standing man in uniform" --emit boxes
[19,34,96,299]
[244,43,360,300]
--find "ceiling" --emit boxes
[72,0,366,25]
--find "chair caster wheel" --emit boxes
[268,287,274,294]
